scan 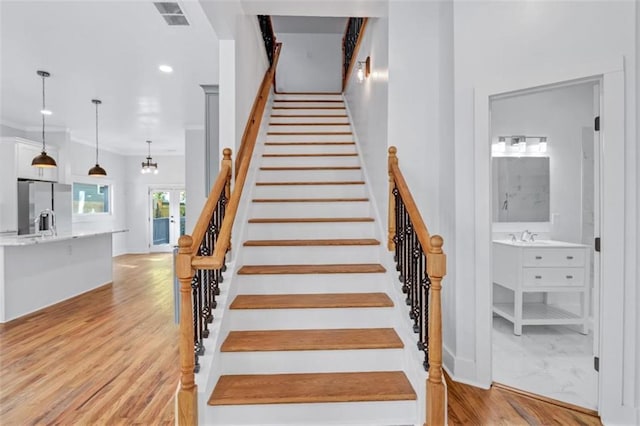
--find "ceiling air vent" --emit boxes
[154,2,189,26]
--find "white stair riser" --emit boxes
[274,94,343,101]
[232,273,388,294]
[270,116,349,124]
[241,245,381,265]
[266,134,353,143]
[245,222,376,240]
[269,109,348,116]
[217,349,404,374]
[261,156,360,167]
[264,144,357,154]
[273,102,344,108]
[268,125,352,133]
[227,307,395,330]
[258,169,363,182]
[204,400,417,426]
[253,184,366,198]
[249,201,371,218]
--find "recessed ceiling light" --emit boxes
[40,109,52,115]
[159,65,173,73]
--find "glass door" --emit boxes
[150,188,186,252]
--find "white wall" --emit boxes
[452,1,637,422]
[276,33,342,93]
[124,155,185,253]
[387,0,457,368]
[344,17,389,232]
[185,128,206,234]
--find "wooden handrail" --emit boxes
[388,147,432,253]
[388,146,446,426]
[342,18,368,92]
[189,149,232,253]
[236,43,282,172]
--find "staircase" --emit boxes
[199,94,425,425]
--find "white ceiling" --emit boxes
[0,1,219,155]
[241,0,388,18]
[271,16,348,34]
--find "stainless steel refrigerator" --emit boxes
[17,181,72,235]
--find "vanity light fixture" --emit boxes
[538,137,548,153]
[141,140,159,174]
[32,70,57,168]
[88,99,107,177]
[356,56,371,83]
[494,136,506,153]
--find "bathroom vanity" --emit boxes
[492,240,590,335]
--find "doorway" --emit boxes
[149,188,186,252]
[489,80,601,410]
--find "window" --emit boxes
[73,183,111,214]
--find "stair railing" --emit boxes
[258,15,276,67]
[175,41,282,426]
[342,17,368,92]
[387,146,446,426]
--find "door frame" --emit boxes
[148,185,185,252]
[473,57,628,421]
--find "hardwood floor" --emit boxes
[0,253,178,425]
[0,253,601,425]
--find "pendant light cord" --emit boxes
[41,74,46,152]
[95,101,99,164]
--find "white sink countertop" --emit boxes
[0,229,128,246]
[493,239,589,248]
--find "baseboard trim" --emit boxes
[492,381,599,417]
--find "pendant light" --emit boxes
[32,70,57,168]
[88,99,107,176]
[141,140,158,174]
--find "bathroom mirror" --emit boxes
[492,157,550,222]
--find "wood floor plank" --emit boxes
[230,293,393,309]
[255,181,364,186]
[237,264,386,275]
[248,217,374,224]
[252,197,369,203]
[221,328,403,352]
[209,371,416,406]
[260,166,361,171]
[262,153,357,157]
[243,238,379,247]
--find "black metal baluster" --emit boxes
[258,15,275,66]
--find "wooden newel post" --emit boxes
[222,148,233,252]
[387,146,398,251]
[426,235,446,426]
[176,235,198,425]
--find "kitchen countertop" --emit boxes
[0,229,128,246]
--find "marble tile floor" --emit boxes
[492,316,598,410]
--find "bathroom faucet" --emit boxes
[520,230,531,242]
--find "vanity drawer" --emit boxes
[522,248,586,267]
[523,268,585,287]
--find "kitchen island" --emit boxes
[0,230,127,323]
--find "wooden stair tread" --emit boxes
[262,153,357,157]
[265,142,355,146]
[248,217,374,223]
[260,166,361,171]
[252,198,369,203]
[271,114,348,118]
[274,99,344,103]
[272,106,346,110]
[208,371,416,405]
[237,264,386,275]
[230,292,393,309]
[243,238,379,247]
[269,122,349,126]
[255,181,364,186]
[221,328,403,352]
[267,132,352,135]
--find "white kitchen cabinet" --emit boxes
[16,140,58,182]
[492,240,590,335]
[0,138,18,232]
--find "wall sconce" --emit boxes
[538,137,548,153]
[492,135,548,157]
[356,56,371,83]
